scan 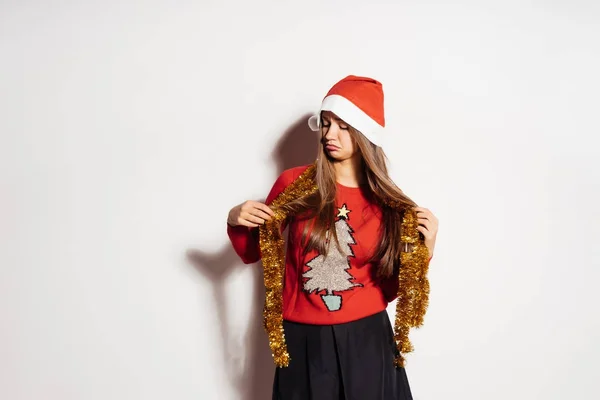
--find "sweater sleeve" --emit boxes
[226,168,300,264]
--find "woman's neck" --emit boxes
[333,155,365,188]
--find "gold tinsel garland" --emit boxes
[258,165,318,367]
[392,206,431,367]
[259,163,430,368]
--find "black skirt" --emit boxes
[272,310,413,400]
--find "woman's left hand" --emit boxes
[414,207,439,259]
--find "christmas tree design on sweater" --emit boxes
[302,204,363,311]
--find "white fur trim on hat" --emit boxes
[308,114,320,131]
[307,94,384,146]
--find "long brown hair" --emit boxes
[279,119,419,278]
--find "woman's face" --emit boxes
[321,111,358,161]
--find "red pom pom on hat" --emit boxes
[308,75,385,146]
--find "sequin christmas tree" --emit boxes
[302,205,362,311]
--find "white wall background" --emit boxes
[1,1,599,399]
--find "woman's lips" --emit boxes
[325,145,339,151]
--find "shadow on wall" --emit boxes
[186,114,319,400]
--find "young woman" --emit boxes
[226,75,439,400]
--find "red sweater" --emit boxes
[227,165,433,325]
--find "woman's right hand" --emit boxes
[227,200,275,228]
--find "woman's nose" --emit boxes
[324,124,339,140]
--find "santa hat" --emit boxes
[308,75,385,146]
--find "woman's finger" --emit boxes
[241,221,260,228]
[417,217,431,228]
[255,202,275,217]
[417,215,431,222]
[415,207,437,221]
[417,211,438,227]
[415,208,431,218]
[241,212,266,225]
[417,221,430,231]
[417,225,432,239]
[251,207,273,222]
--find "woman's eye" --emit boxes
[340,125,348,130]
